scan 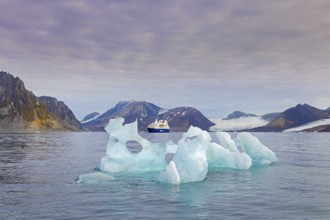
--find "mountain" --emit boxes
[252,104,330,132]
[82,101,161,131]
[0,71,84,132]
[261,112,281,121]
[319,125,330,132]
[39,96,86,131]
[81,112,100,123]
[209,111,280,132]
[283,119,330,132]
[326,107,330,115]
[82,101,215,132]
[224,111,257,120]
[160,107,215,132]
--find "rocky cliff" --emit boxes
[0,71,84,132]
[39,96,86,131]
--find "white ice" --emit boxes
[76,172,115,184]
[209,117,269,131]
[283,118,330,132]
[157,161,180,185]
[215,132,240,153]
[99,118,167,173]
[207,142,252,170]
[237,132,278,165]
[168,126,210,184]
[77,118,278,185]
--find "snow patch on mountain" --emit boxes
[283,119,330,132]
[157,109,168,115]
[81,113,101,123]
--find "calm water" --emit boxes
[1,132,330,219]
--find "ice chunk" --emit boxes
[171,126,210,184]
[215,132,240,153]
[158,126,210,184]
[157,161,180,185]
[165,140,178,154]
[237,132,278,165]
[207,142,252,170]
[99,118,167,173]
[104,118,152,158]
[76,172,115,184]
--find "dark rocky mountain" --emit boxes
[82,101,215,132]
[302,124,330,132]
[82,101,161,131]
[224,111,257,120]
[326,107,330,115]
[160,107,215,132]
[81,112,100,123]
[39,96,86,131]
[261,112,281,122]
[319,125,330,132]
[252,104,330,132]
[0,71,84,132]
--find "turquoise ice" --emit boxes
[77,118,278,185]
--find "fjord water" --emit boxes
[1,132,330,219]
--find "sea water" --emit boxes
[1,132,330,219]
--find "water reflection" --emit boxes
[0,134,57,184]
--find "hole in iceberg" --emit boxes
[126,140,143,154]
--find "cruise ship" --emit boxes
[147,119,170,133]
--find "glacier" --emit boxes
[77,118,278,185]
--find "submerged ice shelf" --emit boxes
[77,118,278,185]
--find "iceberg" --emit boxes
[99,118,167,173]
[157,161,180,185]
[77,118,278,185]
[167,126,210,184]
[237,132,278,165]
[215,132,240,153]
[207,142,252,170]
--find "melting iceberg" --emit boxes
[77,118,278,185]
[237,132,279,165]
[99,118,167,173]
[160,126,210,184]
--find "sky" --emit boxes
[1,0,330,119]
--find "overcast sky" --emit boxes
[1,0,330,119]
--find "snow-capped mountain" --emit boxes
[82,101,215,132]
[283,119,330,132]
[223,111,257,120]
[209,105,330,132]
[252,104,330,132]
[80,112,100,123]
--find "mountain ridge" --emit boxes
[39,96,86,131]
[0,71,85,132]
[82,101,215,132]
[251,103,330,132]
[1,71,329,133]
[224,111,257,120]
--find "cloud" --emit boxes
[1,0,330,117]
